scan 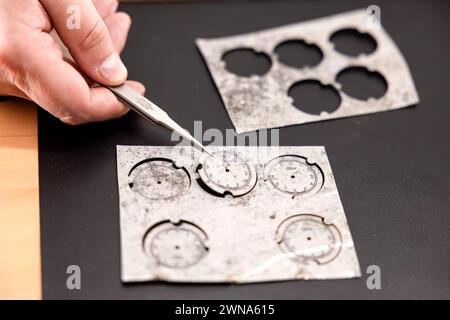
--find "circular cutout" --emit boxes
[274,40,323,69]
[330,28,377,57]
[144,221,208,268]
[222,48,272,77]
[129,158,191,200]
[336,66,387,100]
[264,155,323,197]
[276,214,342,264]
[197,151,257,197]
[288,80,341,115]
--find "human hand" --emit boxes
[0,0,145,124]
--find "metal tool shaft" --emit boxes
[108,84,213,156]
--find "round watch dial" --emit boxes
[129,158,190,200]
[265,155,323,197]
[144,221,208,268]
[197,151,257,196]
[277,214,341,264]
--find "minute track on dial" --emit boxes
[265,155,323,197]
[143,221,209,269]
[129,158,191,200]
[197,151,257,197]
[276,214,342,264]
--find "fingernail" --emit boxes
[99,53,127,84]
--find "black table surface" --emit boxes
[38,0,450,299]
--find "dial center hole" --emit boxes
[175,245,180,250]
[291,175,295,179]
[307,237,312,241]
[157,181,162,184]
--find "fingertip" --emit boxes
[98,53,128,85]
[115,102,131,118]
[116,12,132,29]
[107,12,131,34]
[125,81,146,95]
[77,86,130,123]
[56,82,146,124]
[93,0,119,19]
[105,95,130,120]
[105,12,132,53]
[59,115,83,126]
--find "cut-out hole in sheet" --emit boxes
[336,66,387,100]
[288,80,341,115]
[274,40,323,69]
[330,28,377,57]
[222,48,272,77]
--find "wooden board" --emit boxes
[0,98,41,300]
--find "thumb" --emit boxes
[41,0,127,86]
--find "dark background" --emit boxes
[37,0,450,299]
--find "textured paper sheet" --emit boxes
[117,146,360,283]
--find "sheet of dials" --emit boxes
[117,146,361,283]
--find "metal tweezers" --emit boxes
[108,84,212,156]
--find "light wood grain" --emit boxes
[0,98,41,300]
